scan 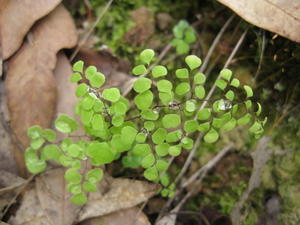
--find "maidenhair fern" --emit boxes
[171,20,197,55]
[25,49,266,205]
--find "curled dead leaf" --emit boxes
[9,168,158,225]
[54,52,85,141]
[0,0,62,59]
[0,169,25,194]
[54,52,78,121]
[0,170,26,218]
[217,0,300,42]
[4,4,77,176]
[78,176,159,222]
[0,82,18,174]
[35,168,82,225]
[8,188,49,225]
[9,168,82,225]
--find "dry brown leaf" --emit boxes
[0,170,26,218]
[9,168,82,225]
[9,188,48,225]
[124,7,155,46]
[269,0,300,20]
[155,214,176,225]
[9,168,158,225]
[77,207,151,225]
[4,5,77,176]
[78,176,158,222]
[0,0,61,59]
[0,82,18,174]
[217,0,300,43]
[156,13,173,30]
[55,52,78,119]
[0,60,2,77]
[35,168,82,225]
[54,52,85,141]
[0,170,25,195]
[0,31,2,77]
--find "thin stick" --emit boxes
[199,15,235,73]
[202,19,242,77]
[0,175,35,220]
[133,201,148,225]
[70,0,114,61]
[174,145,232,210]
[254,30,266,80]
[0,222,10,225]
[203,28,249,110]
[149,44,173,71]
[181,144,233,189]
[155,145,232,225]
[191,15,235,94]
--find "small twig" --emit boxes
[161,54,178,66]
[70,0,114,61]
[1,175,35,220]
[198,211,211,225]
[67,134,89,138]
[133,201,148,225]
[174,132,202,184]
[225,29,248,66]
[155,145,232,225]
[177,145,232,206]
[167,210,211,225]
[274,149,295,155]
[204,17,242,76]
[124,115,141,121]
[270,101,300,131]
[231,137,271,225]
[181,144,233,189]
[199,15,235,73]
[149,44,173,72]
[254,30,266,80]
